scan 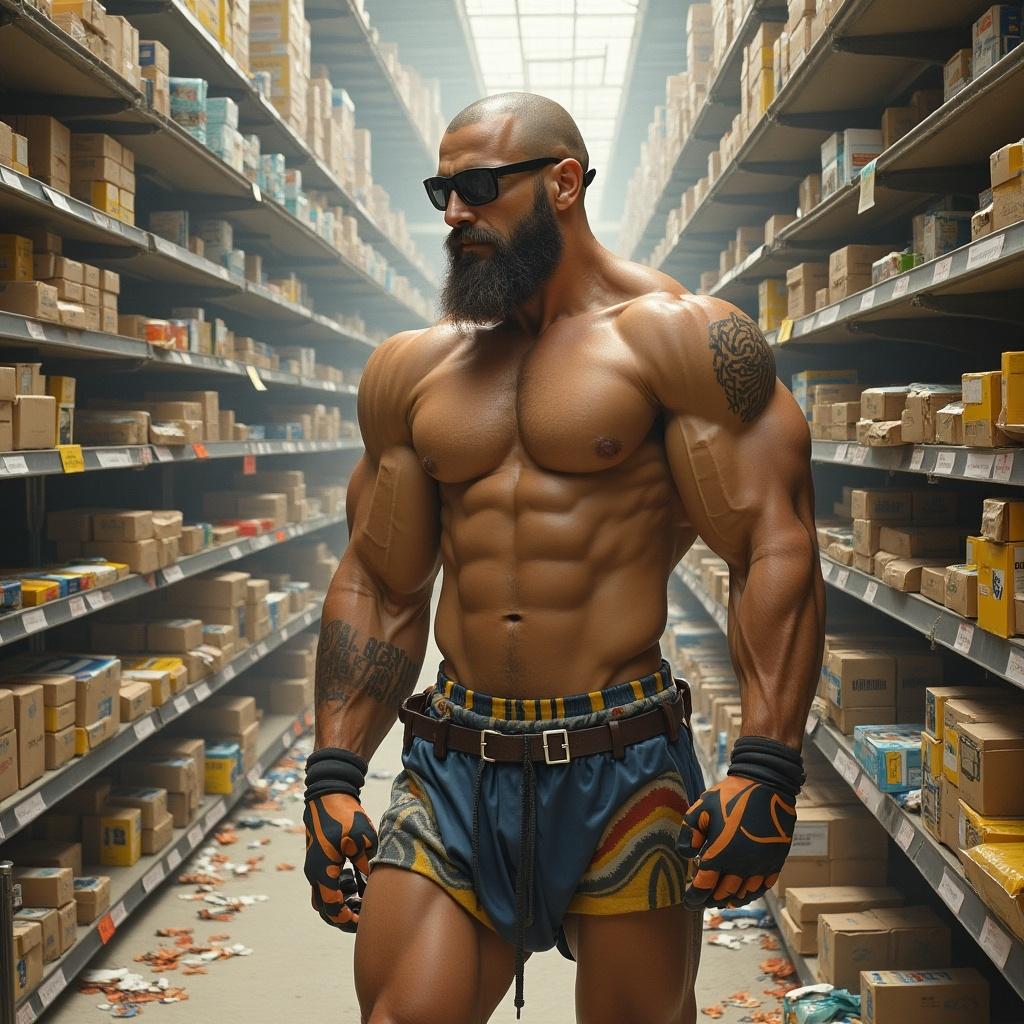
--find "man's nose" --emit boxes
[444,191,477,229]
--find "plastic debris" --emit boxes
[707,934,742,950]
[726,991,762,1008]
[700,1007,724,1018]
[782,983,861,1023]
[276,862,295,871]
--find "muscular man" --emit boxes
[303,93,825,1024]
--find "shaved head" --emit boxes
[446,92,591,178]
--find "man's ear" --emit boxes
[552,159,585,210]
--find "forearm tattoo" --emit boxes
[315,619,418,710]
[707,312,776,423]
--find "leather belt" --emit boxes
[399,677,691,765]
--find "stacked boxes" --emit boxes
[140,39,170,115]
[5,115,70,194]
[991,138,1024,230]
[123,739,202,827]
[821,129,883,199]
[972,3,1022,77]
[169,77,208,145]
[70,132,135,225]
[0,361,56,451]
[248,0,310,134]
[7,673,76,771]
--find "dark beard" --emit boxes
[439,184,564,327]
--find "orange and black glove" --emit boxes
[678,736,802,910]
[303,747,379,931]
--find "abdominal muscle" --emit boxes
[431,438,696,698]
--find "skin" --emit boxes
[314,101,825,1024]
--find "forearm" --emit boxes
[727,523,825,750]
[314,563,431,760]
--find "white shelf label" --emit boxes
[195,682,212,701]
[229,545,243,559]
[154,446,174,462]
[967,233,1005,269]
[206,799,226,829]
[173,695,190,715]
[96,450,132,468]
[69,595,87,618]
[835,443,849,461]
[162,565,185,584]
[852,446,868,465]
[37,968,66,1007]
[133,717,156,741]
[25,320,46,341]
[1006,648,1024,685]
[22,608,47,634]
[864,581,879,604]
[909,448,925,471]
[180,352,193,365]
[247,768,261,787]
[3,455,29,474]
[110,901,127,927]
[895,818,915,852]
[167,848,182,871]
[822,561,834,581]
[0,165,23,190]
[222,663,236,682]
[954,622,975,655]
[142,863,166,893]
[17,1004,36,1024]
[964,452,995,479]
[835,568,850,588]
[85,589,110,610]
[188,825,203,848]
[832,749,860,786]
[42,185,71,212]
[994,451,1015,483]
[791,821,829,857]
[14,791,46,827]
[892,275,911,298]
[804,714,818,737]
[256,641,268,658]
[859,289,876,311]
[816,305,839,328]
[855,774,884,815]
[979,915,1013,968]
[937,870,965,912]
[932,257,953,284]
[934,451,956,475]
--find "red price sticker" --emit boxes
[97,913,116,944]
[275,529,286,542]
[192,442,209,459]
[243,454,256,475]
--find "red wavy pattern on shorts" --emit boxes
[591,784,689,865]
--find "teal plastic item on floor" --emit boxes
[783,983,861,1023]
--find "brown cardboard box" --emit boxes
[61,776,111,814]
[57,899,77,952]
[142,809,174,854]
[877,526,965,559]
[940,777,960,849]
[883,558,948,592]
[172,570,249,607]
[958,720,1024,816]
[119,681,152,721]
[73,875,110,924]
[860,387,910,421]
[778,905,817,956]
[107,785,167,828]
[6,682,44,787]
[42,698,74,731]
[13,867,74,908]
[14,907,60,964]
[786,262,827,319]
[860,968,988,1024]
[817,906,950,990]
[147,618,202,651]
[880,105,918,149]
[13,395,56,449]
[120,756,195,796]
[942,698,1024,784]
[944,565,978,617]
[828,702,897,734]
[12,919,43,1000]
[791,805,888,860]
[920,565,947,604]
[824,649,895,708]
[92,509,153,541]
[786,885,904,925]
[850,489,912,520]
[4,838,82,876]
[82,538,159,573]
[45,726,75,769]
[913,489,957,524]
[151,509,183,538]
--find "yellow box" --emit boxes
[43,702,75,732]
[922,732,943,780]
[85,180,119,213]
[19,579,59,606]
[204,754,237,794]
[119,187,134,214]
[977,539,1024,638]
[0,234,33,282]
[959,799,1024,855]
[1003,350,1024,424]
[962,370,1002,423]
[98,806,142,866]
[991,141,1024,188]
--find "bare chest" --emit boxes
[410,330,660,483]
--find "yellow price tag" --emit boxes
[777,318,794,344]
[246,364,267,391]
[58,444,85,473]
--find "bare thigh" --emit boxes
[355,866,522,1024]
[564,903,702,1024]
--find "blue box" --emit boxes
[853,724,923,792]
[0,579,21,608]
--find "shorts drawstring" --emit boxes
[514,735,537,1018]
[471,756,485,909]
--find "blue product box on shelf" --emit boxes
[853,724,924,792]
[0,579,21,608]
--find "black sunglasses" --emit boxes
[423,157,597,211]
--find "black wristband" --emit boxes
[727,735,805,800]
[304,747,367,803]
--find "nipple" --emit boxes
[593,436,622,458]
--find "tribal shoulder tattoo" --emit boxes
[707,311,776,423]
[315,619,418,710]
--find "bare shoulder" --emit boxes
[619,291,778,426]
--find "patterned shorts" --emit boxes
[372,658,705,956]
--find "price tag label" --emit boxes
[142,863,166,893]
[967,233,1005,269]
[932,256,953,284]
[133,716,156,741]
[14,791,46,828]
[954,622,974,654]
[0,165,23,190]
[3,455,29,474]
[776,318,793,344]
[256,641,269,659]
[180,352,193,365]
[252,182,262,203]
[154,446,174,462]
[97,913,116,944]
[1006,648,1024,685]
[243,454,256,475]
[864,581,879,603]
[892,275,911,298]
[859,289,876,311]
[37,967,66,1006]
[42,184,71,212]
[822,561,834,581]
[855,773,884,814]
[979,916,1013,968]
[804,714,818,737]
[816,305,840,329]
[138,446,152,466]
[909,448,925,471]
[188,825,204,848]
[86,590,108,610]
[173,695,190,715]
[25,319,46,340]
[222,663,236,682]
[964,452,995,479]
[994,451,1015,483]
[247,364,268,391]
[69,595,87,617]
[832,749,860,786]
[895,818,915,852]
[22,608,47,634]
[282,732,292,749]
[835,568,850,588]
[167,848,182,871]
[229,545,243,559]
[162,565,185,584]
[858,157,877,213]
[17,1003,36,1024]
[192,442,209,459]
[937,870,965,912]
[205,799,226,829]
[247,768,261,787]
[852,446,868,465]
[195,681,212,701]
[934,451,956,475]
[96,450,132,468]
[835,443,849,461]
[58,444,84,473]
[110,901,127,927]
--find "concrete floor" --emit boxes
[45,585,786,1023]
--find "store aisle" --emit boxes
[44,583,793,1023]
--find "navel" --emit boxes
[593,436,622,459]
[421,455,437,474]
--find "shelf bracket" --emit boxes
[772,108,884,132]
[912,291,1024,325]
[67,120,161,136]
[709,192,788,208]
[61,242,142,262]
[738,159,819,177]
[848,317,1018,350]
[832,29,967,64]
[875,166,984,197]
[0,93,134,118]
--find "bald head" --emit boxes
[446,92,591,178]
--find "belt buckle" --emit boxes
[542,728,571,765]
[480,729,500,763]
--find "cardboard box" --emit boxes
[942,697,1024,785]
[12,919,42,1000]
[147,618,203,651]
[43,700,75,731]
[778,905,816,956]
[823,649,895,708]
[13,867,74,908]
[958,720,1024,815]
[920,565,947,604]
[877,526,964,559]
[92,509,154,541]
[791,805,888,861]
[786,885,903,926]
[958,799,1024,860]
[829,703,897,734]
[119,680,152,721]
[82,537,159,573]
[4,838,81,876]
[860,968,988,1024]
[73,875,110,924]
[82,805,142,866]
[860,387,910,421]
[817,907,950,991]
[944,564,978,617]
[45,726,76,769]
[850,489,912,520]
[142,809,174,855]
[107,785,167,828]
[6,682,44,787]
[14,907,60,964]
[14,395,57,449]
[786,262,827,319]
[922,732,943,780]
[977,538,1024,636]
[883,557,948,592]
[982,498,1024,542]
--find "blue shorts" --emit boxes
[372,658,705,956]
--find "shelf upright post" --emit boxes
[27,476,46,653]
[0,860,18,1024]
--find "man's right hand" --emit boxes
[303,792,379,931]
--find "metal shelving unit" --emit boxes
[812,440,1024,485]
[13,704,315,1022]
